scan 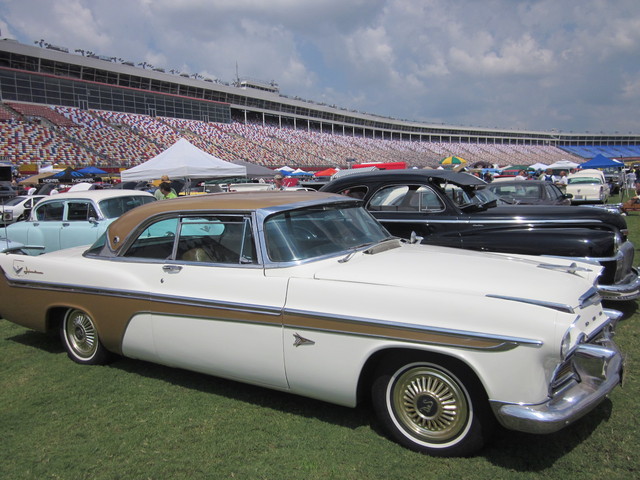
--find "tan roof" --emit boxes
[106,191,345,251]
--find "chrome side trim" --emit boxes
[5,274,542,351]
[284,308,543,351]
[4,277,282,317]
[379,218,604,225]
[485,294,575,313]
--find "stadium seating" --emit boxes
[2,101,636,176]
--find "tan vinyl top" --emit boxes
[106,191,345,251]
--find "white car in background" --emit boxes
[0,195,46,225]
[567,169,610,204]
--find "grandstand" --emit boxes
[0,38,639,173]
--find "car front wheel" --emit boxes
[60,309,111,365]
[372,354,493,456]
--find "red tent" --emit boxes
[314,168,338,177]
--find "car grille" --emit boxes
[550,361,578,396]
[549,320,617,397]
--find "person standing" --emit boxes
[269,174,285,190]
[154,175,176,199]
[158,182,177,199]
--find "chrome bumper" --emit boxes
[597,267,640,301]
[492,336,623,434]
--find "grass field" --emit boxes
[2,196,639,480]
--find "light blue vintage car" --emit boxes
[0,190,155,254]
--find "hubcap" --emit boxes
[391,365,469,443]
[65,311,97,358]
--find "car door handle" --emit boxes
[162,265,182,273]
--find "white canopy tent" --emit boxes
[547,160,580,170]
[529,162,549,171]
[120,138,246,181]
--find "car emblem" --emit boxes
[293,333,315,347]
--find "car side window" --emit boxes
[546,184,562,200]
[123,218,179,259]
[337,185,368,200]
[34,201,65,221]
[176,215,256,265]
[368,185,443,212]
[122,215,257,265]
[66,201,98,221]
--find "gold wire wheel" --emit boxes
[64,310,98,359]
[391,365,470,444]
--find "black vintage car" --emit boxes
[320,169,640,301]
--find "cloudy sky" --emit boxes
[1,0,639,135]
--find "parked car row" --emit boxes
[0,195,46,225]
[0,191,624,456]
[319,169,639,301]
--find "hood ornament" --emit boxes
[538,262,592,275]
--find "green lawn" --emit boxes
[1,200,639,479]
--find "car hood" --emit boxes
[311,243,600,309]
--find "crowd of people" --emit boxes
[0,103,590,172]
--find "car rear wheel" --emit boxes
[372,354,493,456]
[60,309,110,365]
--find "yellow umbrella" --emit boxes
[440,156,467,165]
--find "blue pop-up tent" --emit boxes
[579,154,624,169]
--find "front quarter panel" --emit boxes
[282,276,562,407]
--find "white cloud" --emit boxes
[0,0,639,133]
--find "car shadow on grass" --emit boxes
[6,328,64,354]
[482,399,613,469]
[111,354,372,431]
[5,327,619,465]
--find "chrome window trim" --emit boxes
[365,184,446,214]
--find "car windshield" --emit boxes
[442,183,499,211]
[488,184,541,199]
[264,203,391,262]
[98,195,155,218]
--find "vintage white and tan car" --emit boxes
[0,191,624,456]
